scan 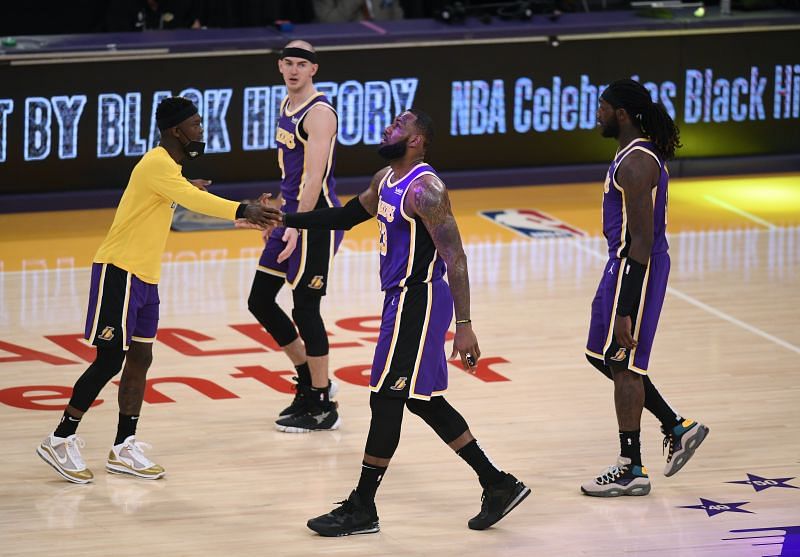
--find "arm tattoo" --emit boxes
[411,176,471,320]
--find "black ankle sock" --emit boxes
[295,362,311,386]
[308,384,331,410]
[663,415,685,433]
[356,462,386,506]
[114,414,139,445]
[619,430,642,466]
[53,410,81,438]
[643,376,682,431]
[590,356,682,433]
[457,439,505,488]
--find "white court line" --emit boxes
[704,195,778,230]
[665,287,800,355]
[571,241,800,356]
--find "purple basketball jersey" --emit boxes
[602,138,669,258]
[588,138,672,373]
[376,163,447,291]
[274,92,339,216]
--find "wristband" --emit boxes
[455,319,471,325]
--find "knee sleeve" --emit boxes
[69,346,126,411]
[406,397,469,444]
[248,272,297,347]
[292,291,328,357]
[364,393,405,459]
[586,354,613,380]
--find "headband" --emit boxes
[280,47,317,63]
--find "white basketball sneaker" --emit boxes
[581,456,651,497]
[37,434,94,484]
[106,436,165,480]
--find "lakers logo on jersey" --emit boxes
[276,126,296,149]
[390,377,407,391]
[98,326,115,341]
[377,200,396,223]
[609,347,627,362]
[308,275,325,290]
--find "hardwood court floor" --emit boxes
[1,174,799,556]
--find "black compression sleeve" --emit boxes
[616,258,647,317]
[284,196,372,231]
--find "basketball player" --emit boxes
[268,109,530,535]
[246,40,343,433]
[36,97,275,484]
[581,79,709,497]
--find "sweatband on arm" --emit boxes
[616,258,647,317]
[284,196,372,230]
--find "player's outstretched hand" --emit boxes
[241,202,282,231]
[234,219,263,230]
[449,322,480,373]
[257,192,281,209]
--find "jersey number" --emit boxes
[378,220,388,256]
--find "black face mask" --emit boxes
[377,138,408,161]
[177,129,206,160]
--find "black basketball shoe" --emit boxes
[278,378,340,418]
[278,377,311,418]
[275,402,340,433]
[307,490,380,537]
[468,473,531,530]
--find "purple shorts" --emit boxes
[586,253,670,374]
[257,227,344,295]
[371,280,454,400]
[85,263,159,351]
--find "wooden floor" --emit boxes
[1,174,799,556]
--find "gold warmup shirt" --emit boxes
[93,146,239,284]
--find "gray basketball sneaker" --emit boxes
[662,419,709,477]
[581,457,651,497]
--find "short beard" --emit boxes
[601,119,619,139]
[377,139,408,161]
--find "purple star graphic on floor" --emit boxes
[727,473,798,492]
[678,498,753,517]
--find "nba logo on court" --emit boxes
[480,209,586,238]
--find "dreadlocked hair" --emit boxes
[603,79,682,160]
[641,102,682,161]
